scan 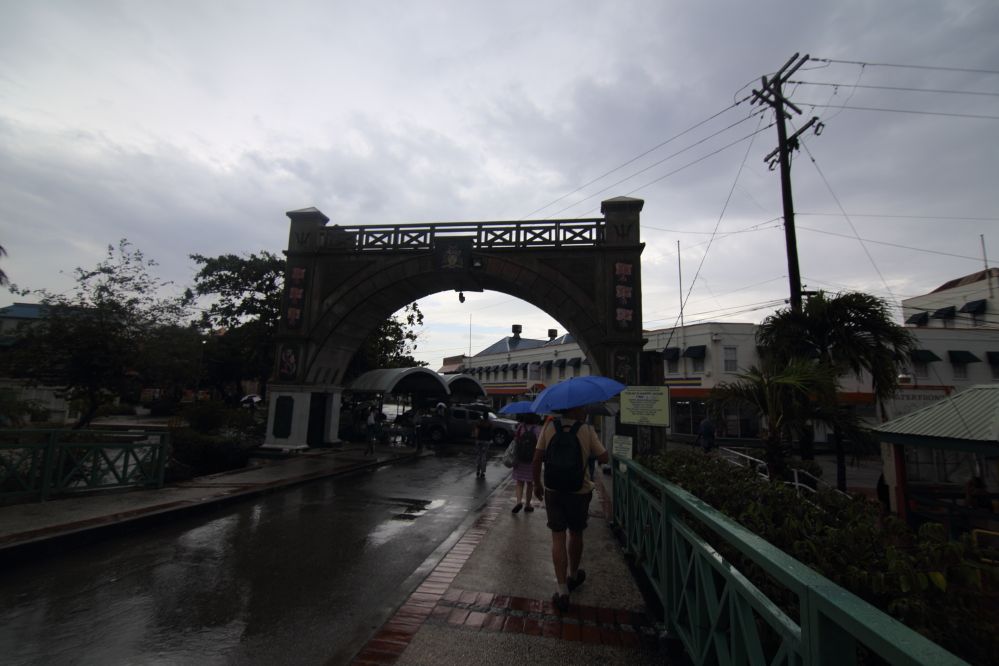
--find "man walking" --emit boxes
[532,404,609,612]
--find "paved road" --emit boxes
[0,449,504,665]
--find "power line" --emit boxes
[521,97,753,219]
[653,114,766,351]
[799,212,999,222]
[790,80,999,98]
[796,225,986,262]
[796,132,898,306]
[552,120,773,218]
[796,102,999,121]
[809,57,999,76]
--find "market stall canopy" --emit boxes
[346,367,449,396]
[875,384,999,456]
[444,373,486,400]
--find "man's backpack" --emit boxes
[543,418,585,493]
[514,425,537,463]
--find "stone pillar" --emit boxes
[323,387,343,445]
[600,196,645,385]
[263,385,312,451]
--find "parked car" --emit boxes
[419,404,517,446]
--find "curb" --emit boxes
[0,449,423,566]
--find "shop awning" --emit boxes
[948,350,981,364]
[554,358,567,368]
[931,306,956,319]
[485,382,546,396]
[662,347,680,361]
[682,345,706,359]
[910,349,942,363]
[988,351,999,365]
[905,312,929,326]
[568,357,582,367]
[542,360,553,368]
[959,299,986,315]
[519,362,529,370]
[500,364,509,370]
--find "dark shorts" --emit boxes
[544,489,593,533]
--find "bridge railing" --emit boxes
[333,218,605,251]
[611,456,966,666]
[0,429,168,502]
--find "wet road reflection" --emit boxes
[0,450,501,665]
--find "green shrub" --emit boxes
[641,450,999,665]
[167,427,249,480]
[792,459,824,479]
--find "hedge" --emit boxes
[642,451,998,666]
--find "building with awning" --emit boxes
[484,381,546,397]
[877,384,999,536]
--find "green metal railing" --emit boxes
[611,457,967,666]
[0,429,168,502]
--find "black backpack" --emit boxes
[514,426,537,463]
[543,419,585,493]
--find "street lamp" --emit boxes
[195,339,207,401]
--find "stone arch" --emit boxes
[264,197,645,449]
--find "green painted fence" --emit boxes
[0,429,168,502]
[611,456,967,666]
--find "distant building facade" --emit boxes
[443,270,999,442]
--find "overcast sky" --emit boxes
[2,1,997,367]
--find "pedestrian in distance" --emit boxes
[532,405,609,612]
[510,413,541,513]
[473,412,491,478]
[365,406,379,456]
[694,415,716,453]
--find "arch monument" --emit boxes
[264,196,646,449]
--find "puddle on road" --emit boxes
[366,498,446,546]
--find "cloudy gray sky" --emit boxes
[2,1,997,367]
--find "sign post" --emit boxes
[620,386,670,426]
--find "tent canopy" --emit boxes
[346,367,449,396]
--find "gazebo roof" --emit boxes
[346,367,449,396]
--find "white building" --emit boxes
[443,270,999,442]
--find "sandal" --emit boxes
[567,569,586,592]
[524,505,534,512]
[511,503,523,514]
[551,592,570,613]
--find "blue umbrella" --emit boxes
[499,401,536,415]
[529,376,626,414]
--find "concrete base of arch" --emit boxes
[262,384,343,450]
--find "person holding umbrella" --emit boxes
[530,376,622,612]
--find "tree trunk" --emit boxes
[799,425,815,461]
[765,435,787,480]
[834,427,846,491]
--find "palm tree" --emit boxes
[709,357,838,479]
[756,291,915,490]
[0,244,8,286]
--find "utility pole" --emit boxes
[751,53,823,313]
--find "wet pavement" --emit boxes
[0,442,665,664]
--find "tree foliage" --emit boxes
[186,252,427,391]
[346,302,426,381]
[186,252,285,397]
[11,240,188,427]
[645,451,998,666]
[0,244,8,286]
[753,291,915,488]
[709,357,840,478]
